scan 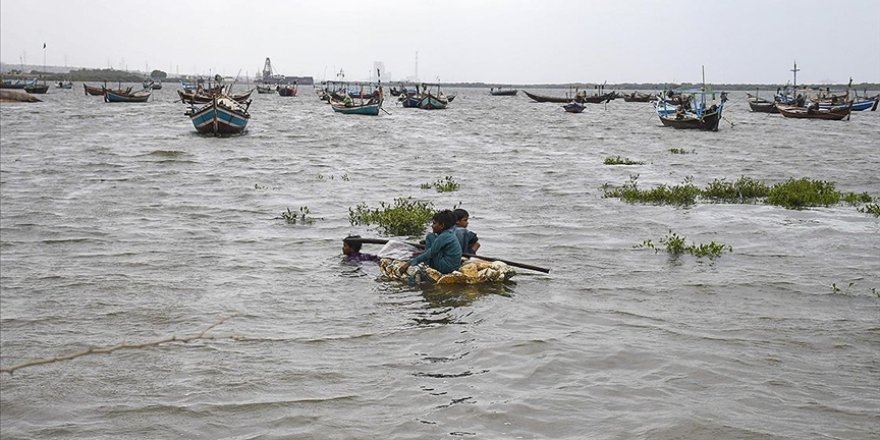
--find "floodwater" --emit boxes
[1,84,878,439]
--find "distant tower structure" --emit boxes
[414,51,419,82]
[373,61,386,82]
[791,60,799,89]
[262,57,274,82]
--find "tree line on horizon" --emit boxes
[1,67,877,91]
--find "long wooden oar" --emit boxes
[345,237,550,273]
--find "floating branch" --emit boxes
[0,314,238,375]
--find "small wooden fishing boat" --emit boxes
[178,88,253,104]
[419,93,447,110]
[622,91,653,102]
[563,101,585,113]
[523,90,576,103]
[84,83,132,96]
[331,98,383,115]
[490,87,518,96]
[104,89,151,103]
[581,92,616,104]
[400,94,420,108]
[256,84,276,94]
[816,97,877,112]
[84,83,105,96]
[186,95,251,135]
[56,80,73,89]
[747,96,779,113]
[776,103,851,120]
[658,90,728,131]
[277,84,298,97]
[24,82,49,94]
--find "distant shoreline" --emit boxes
[1,65,877,91]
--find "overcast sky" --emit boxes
[2,0,878,84]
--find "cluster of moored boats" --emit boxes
[4,62,876,134]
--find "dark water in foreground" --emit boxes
[1,85,878,439]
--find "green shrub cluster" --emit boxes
[640,230,733,259]
[349,197,435,236]
[604,176,874,210]
[421,176,460,193]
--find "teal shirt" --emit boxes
[410,228,462,274]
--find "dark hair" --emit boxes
[343,235,363,252]
[452,208,469,221]
[433,210,456,230]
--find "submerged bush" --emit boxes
[604,175,872,211]
[603,175,700,206]
[349,197,435,236]
[702,176,770,203]
[858,203,880,217]
[282,206,318,225]
[766,178,840,209]
[604,156,644,165]
[639,230,732,259]
[422,176,460,193]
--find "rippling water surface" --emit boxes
[1,84,878,439]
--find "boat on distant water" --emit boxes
[658,91,727,131]
[563,101,585,113]
[24,80,49,94]
[178,88,253,104]
[656,67,728,131]
[84,83,132,96]
[776,103,851,120]
[523,90,581,103]
[490,87,518,96]
[417,83,448,110]
[1,79,28,89]
[816,97,877,112]
[400,94,420,108]
[104,89,151,103]
[56,80,73,89]
[256,84,276,94]
[331,98,383,115]
[622,91,653,102]
[186,95,251,135]
[277,84,298,97]
[747,89,779,113]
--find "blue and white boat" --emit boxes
[186,96,251,135]
[331,98,383,116]
[816,97,878,112]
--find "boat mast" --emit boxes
[791,60,799,92]
[701,65,706,115]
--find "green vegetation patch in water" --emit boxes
[349,197,435,237]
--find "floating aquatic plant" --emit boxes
[858,203,880,217]
[603,175,700,206]
[604,175,873,211]
[349,197,435,236]
[639,230,732,259]
[282,206,317,225]
[668,148,694,154]
[766,178,841,209]
[603,156,644,165]
[422,176,460,193]
[702,176,770,203]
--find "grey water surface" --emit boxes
[1,85,878,439]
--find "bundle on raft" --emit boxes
[379,258,516,285]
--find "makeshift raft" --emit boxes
[379,258,516,285]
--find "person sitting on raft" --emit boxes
[398,210,462,275]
